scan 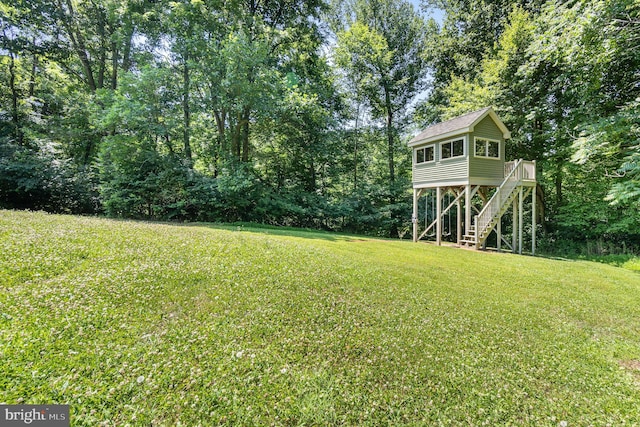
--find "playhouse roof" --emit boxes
[408,106,511,147]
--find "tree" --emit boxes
[573,99,640,209]
[184,0,327,167]
[425,0,640,251]
[335,22,390,189]
[335,0,431,236]
[1,0,149,167]
[421,0,544,97]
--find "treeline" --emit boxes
[1,0,638,253]
[422,0,640,253]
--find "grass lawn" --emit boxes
[1,210,640,426]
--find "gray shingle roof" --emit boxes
[409,107,494,146]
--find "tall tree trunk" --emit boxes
[241,107,250,162]
[231,114,241,160]
[213,108,226,176]
[384,88,395,185]
[57,0,97,92]
[122,22,133,73]
[29,40,37,98]
[384,86,397,237]
[555,160,563,208]
[7,45,22,144]
[214,110,226,147]
[97,9,106,90]
[353,103,360,192]
[182,54,192,165]
[111,40,118,90]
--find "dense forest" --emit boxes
[1,0,638,254]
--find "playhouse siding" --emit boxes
[469,158,504,180]
[413,159,468,185]
[472,116,504,140]
[412,134,468,185]
[468,115,505,181]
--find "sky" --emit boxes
[409,0,446,25]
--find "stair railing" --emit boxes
[474,159,524,241]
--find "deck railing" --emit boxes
[505,160,536,181]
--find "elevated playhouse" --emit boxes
[408,107,537,254]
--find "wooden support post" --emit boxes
[425,190,429,230]
[532,185,536,255]
[456,198,462,245]
[436,186,442,246]
[465,184,471,236]
[518,186,524,255]
[512,199,517,254]
[497,216,502,252]
[412,188,418,242]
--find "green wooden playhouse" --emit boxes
[408,107,537,254]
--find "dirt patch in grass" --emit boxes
[619,360,640,371]
[619,360,640,386]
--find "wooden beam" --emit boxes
[465,184,471,235]
[497,216,501,252]
[500,234,513,251]
[436,187,441,246]
[478,187,488,204]
[512,198,517,254]
[518,186,524,255]
[456,198,462,244]
[412,188,418,242]
[418,218,437,241]
[441,190,465,215]
[532,184,536,255]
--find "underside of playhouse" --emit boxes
[409,107,537,254]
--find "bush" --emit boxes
[0,138,99,214]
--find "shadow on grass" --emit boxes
[534,252,640,272]
[184,221,399,243]
[89,214,404,244]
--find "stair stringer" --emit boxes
[467,159,525,249]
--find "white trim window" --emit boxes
[440,138,464,160]
[474,137,500,159]
[415,145,435,164]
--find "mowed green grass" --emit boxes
[1,211,640,426]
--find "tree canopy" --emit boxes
[1,0,638,252]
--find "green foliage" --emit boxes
[2,0,638,249]
[3,211,640,424]
[573,99,640,208]
[334,0,430,236]
[335,22,393,116]
[423,0,545,93]
[98,136,186,219]
[424,0,640,253]
[0,139,98,213]
[440,76,493,120]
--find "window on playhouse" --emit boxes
[416,145,434,164]
[441,139,464,160]
[474,138,500,158]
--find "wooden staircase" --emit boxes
[462,159,535,249]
